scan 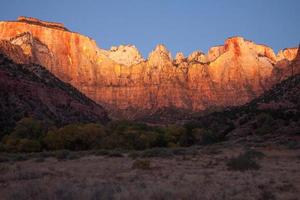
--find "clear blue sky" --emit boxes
[1,0,299,57]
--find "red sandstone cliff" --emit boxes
[0,17,298,119]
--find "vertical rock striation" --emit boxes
[0,17,298,119]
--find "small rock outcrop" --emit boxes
[277,48,298,61]
[207,45,225,62]
[148,44,172,66]
[106,45,144,66]
[0,40,30,64]
[9,32,54,67]
[187,51,207,63]
[175,52,185,63]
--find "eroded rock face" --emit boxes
[277,48,298,61]
[175,52,185,64]
[0,40,30,64]
[207,46,225,62]
[105,45,144,66]
[9,32,54,67]
[0,17,298,119]
[187,51,207,63]
[148,44,172,66]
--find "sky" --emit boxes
[1,0,300,57]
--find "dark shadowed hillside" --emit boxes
[0,53,109,136]
[186,73,300,144]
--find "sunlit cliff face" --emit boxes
[0,17,298,118]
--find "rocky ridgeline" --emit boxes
[17,16,68,31]
[105,45,144,66]
[0,17,298,119]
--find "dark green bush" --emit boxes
[44,123,106,151]
[0,118,217,153]
[1,118,45,152]
[102,123,169,150]
[10,117,43,140]
[17,139,41,152]
[2,136,41,153]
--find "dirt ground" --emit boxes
[0,144,299,200]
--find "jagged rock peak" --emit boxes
[224,36,246,51]
[107,44,144,66]
[207,45,225,62]
[17,16,68,31]
[149,44,172,59]
[175,52,185,63]
[277,47,299,61]
[148,44,172,66]
[224,36,277,61]
[187,51,207,63]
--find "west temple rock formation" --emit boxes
[0,17,298,119]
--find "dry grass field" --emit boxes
[0,143,299,200]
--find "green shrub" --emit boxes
[151,132,169,148]
[164,125,186,144]
[10,117,43,140]
[43,130,64,150]
[1,136,41,153]
[1,120,212,152]
[102,124,169,150]
[44,123,106,151]
[0,117,45,152]
[17,139,41,152]
[1,135,19,152]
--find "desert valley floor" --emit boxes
[1,142,299,200]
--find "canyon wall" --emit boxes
[0,17,298,119]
